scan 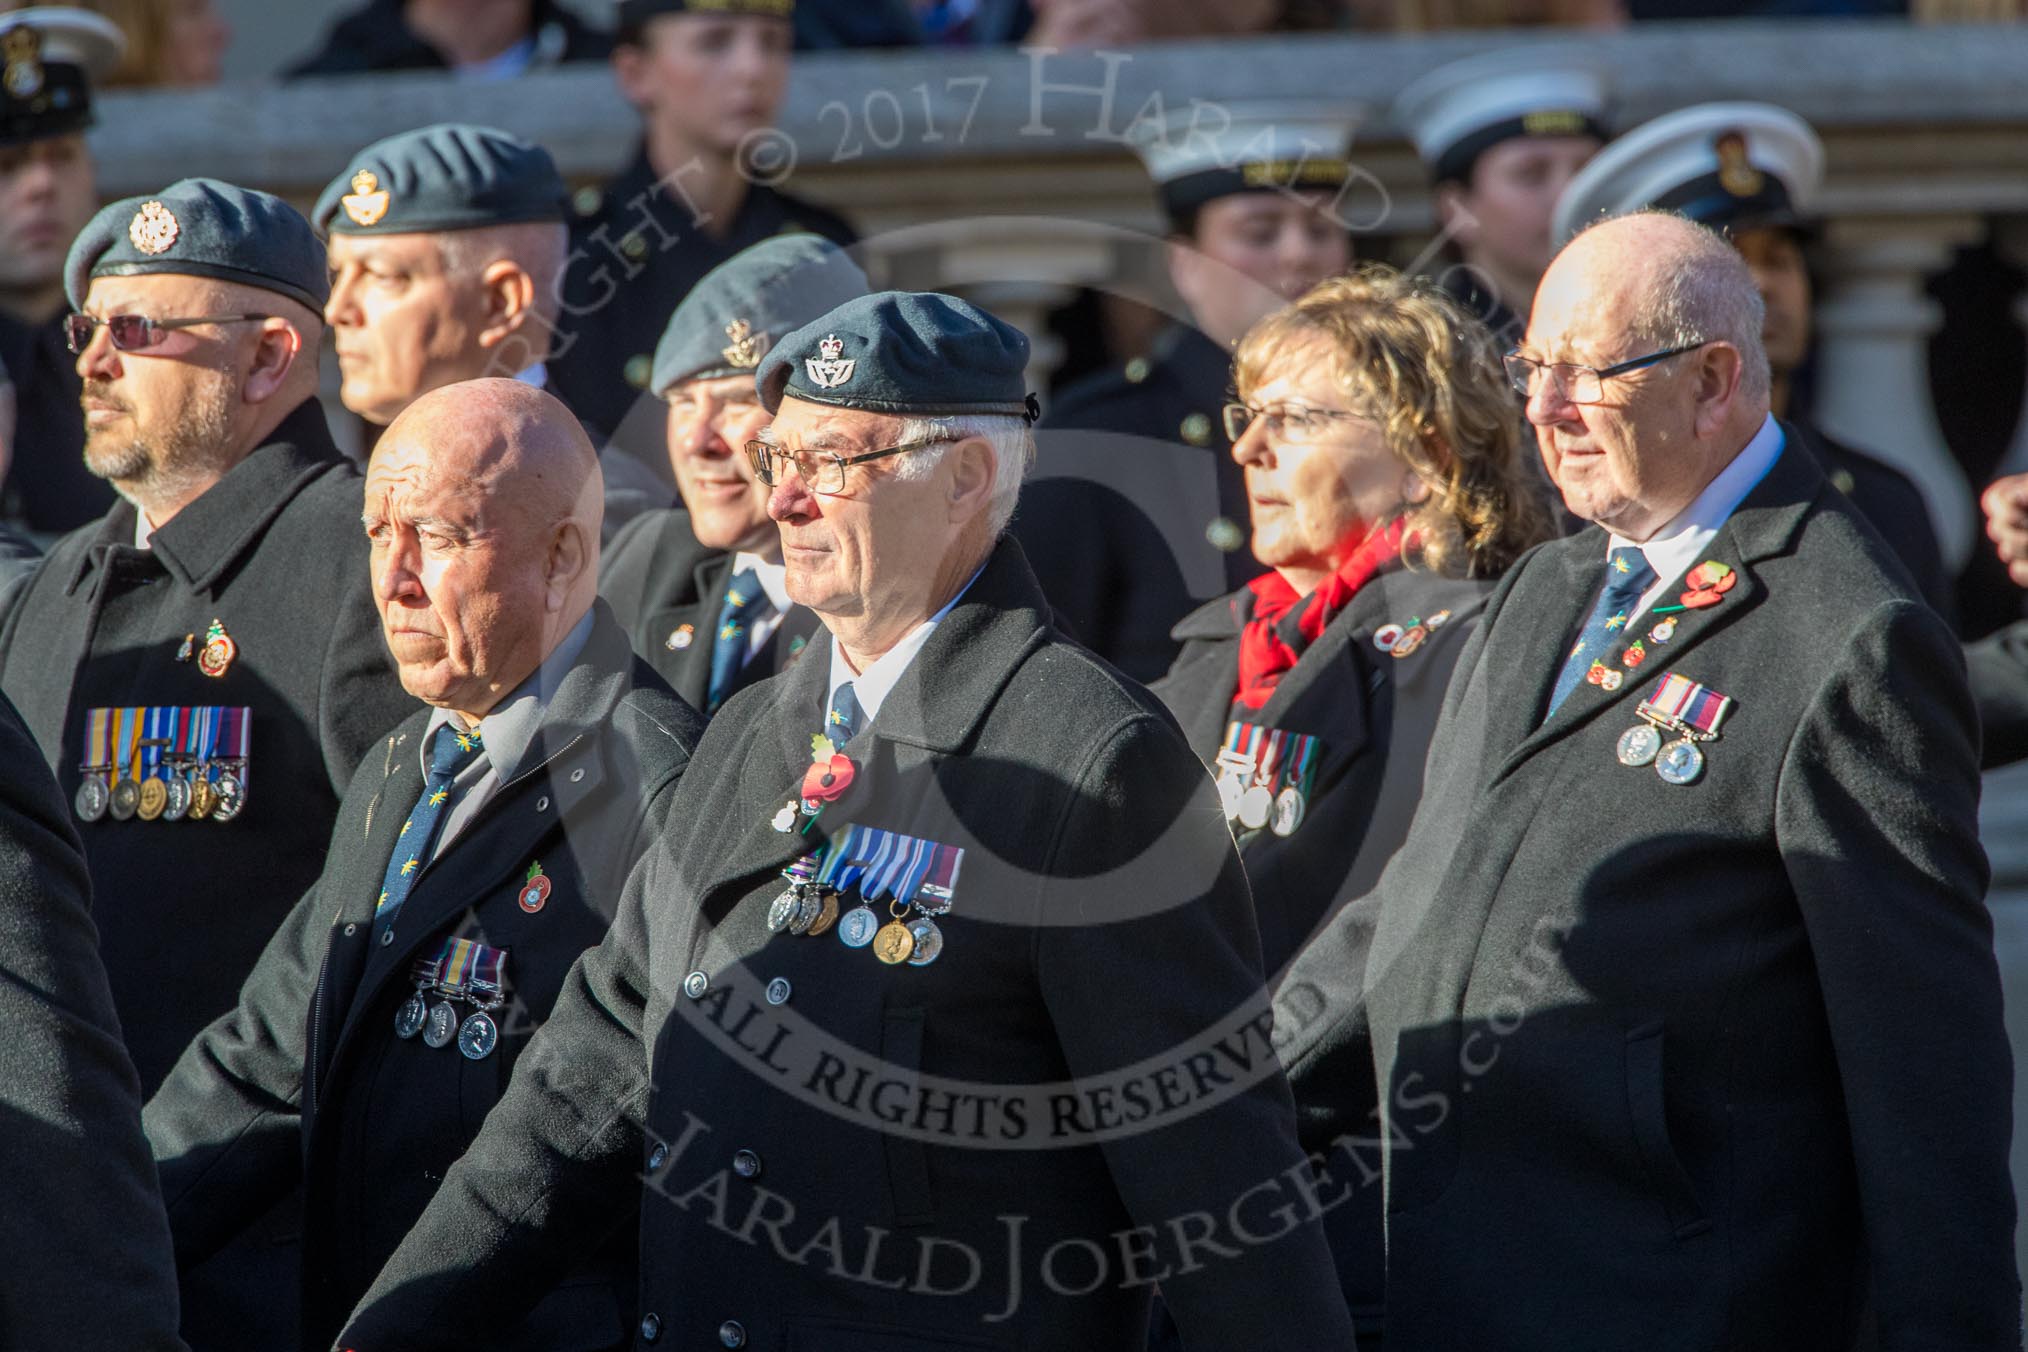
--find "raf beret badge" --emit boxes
[342,170,390,228]
[805,333,855,389]
[722,319,767,369]
[2,26,43,98]
[128,201,180,256]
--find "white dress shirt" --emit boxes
[732,551,792,660]
[1608,413,1785,622]
[824,564,985,728]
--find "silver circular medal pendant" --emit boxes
[837,904,879,949]
[1270,787,1306,837]
[1655,738,1705,786]
[108,779,140,822]
[1237,785,1273,832]
[74,777,109,822]
[906,917,944,967]
[458,1010,499,1060]
[393,992,428,1039]
[1616,724,1663,768]
[766,889,801,934]
[162,775,192,821]
[212,774,245,822]
[422,1001,459,1049]
[1215,772,1245,822]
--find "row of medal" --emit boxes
[393,936,508,1060]
[1214,722,1321,838]
[74,705,251,824]
[767,822,963,968]
[1613,671,1734,786]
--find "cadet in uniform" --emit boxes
[1028,105,1357,680]
[0,692,185,1352]
[1393,49,1609,346]
[1551,102,1952,617]
[546,0,856,471]
[0,180,412,1090]
[0,7,123,533]
[337,293,1355,1351]
[147,380,704,1352]
[601,234,865,709]
[314,122,667,534]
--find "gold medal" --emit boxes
[805,891,840,938]
[136,777,168,821]
[873,919,916,965]
[188,774,217,820]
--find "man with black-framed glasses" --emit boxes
[1277,210,2014,1349]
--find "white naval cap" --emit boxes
[0,7,124,147]
[1550,101,1823,248]
[1392,47,1609,185]
[1126,100,1364,229]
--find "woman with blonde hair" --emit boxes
[1151,263,1556,1345]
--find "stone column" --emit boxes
[1810,214,1985,571]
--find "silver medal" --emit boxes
[212,772,245,822]
[906,917,944,966]
[1238,785,1273,832]
[837,904,879,948]
[1655,738,1705,786]
[162,774,192,821]
[1616,724,1663,768]
[1215,771,1245,822]
[766,888,802,934]
[422,1000,459,1048]
[74,777,109,822]
[458,1009,499,1060]
[1270,786,1306,837]
[789,889,823,935]
[393,991,427,1039]
[108,778,140,821]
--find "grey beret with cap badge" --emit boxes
[65,177,328,313]
[757,290,1038,423]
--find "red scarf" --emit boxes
[1233,518,1406,712]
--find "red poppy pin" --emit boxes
[1679,560,1737,609]
[518,861,551,914]
[801,734,855,804]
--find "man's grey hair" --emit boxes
[889,414,1033,536]
[436,220,569,332]
[1589,208,1772,405]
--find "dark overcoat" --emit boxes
[145,604,703,1352]
[334,538,1355,1352]
[1019,323,1265,682]
[0,305,111,532]
[0,399,413,1086]
[1275,428,2019,1350]
[600,507,819,711]
[0,691,186,1352]
[0,397,413,1088]
[1152,565,1492,1340]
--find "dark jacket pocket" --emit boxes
[504,1274,628,1352]
[882,1006,934,1227]
[1624,1019,1710,1239]
[787,1315,1003,1351]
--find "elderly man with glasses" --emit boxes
[335,291,1356,1352]
[1277,210,2016,1350]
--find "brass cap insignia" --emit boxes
[128,201,180,256]
[1714,131,1764,199]
[341,169,391,227]
[722,318,769,369]
[2,26,43,99]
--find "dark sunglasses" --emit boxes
[64,312,272,356]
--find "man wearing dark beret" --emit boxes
[0,7,124,534]
[0,175,414,1350]
[337,292,1356,1352]
[317,122,671,537]
[545,0,856,472]
[600,233,865,710]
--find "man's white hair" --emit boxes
[889,414,1033,536]
[435,220,569,331]
[1583,209,1772,405]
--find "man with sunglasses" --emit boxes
[1275,210,2014,1349]
[0,179,412,1350]
[336,290,1355,1352]
[599,234,862,710]
[0,7,124,535]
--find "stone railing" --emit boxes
[87,19,2028,564]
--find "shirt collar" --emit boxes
[1608,413,1785,589]
[733,551,791,613]
[422,607,597,785]
[824,562,986,729]
[514,361,548,391]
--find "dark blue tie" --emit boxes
[1547,546,1657,717]
[707,569,777,714]
[374,722,485,936]
[826,682,863,743]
